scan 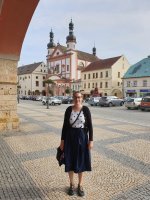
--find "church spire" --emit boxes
[66,19,76,49]
[47,29,56,49]
[92,43,96,56]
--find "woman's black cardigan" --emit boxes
[61,106,93,141]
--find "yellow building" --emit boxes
[81,55,130,98]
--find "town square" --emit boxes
[0,0,150,199]
[1,101,150,199]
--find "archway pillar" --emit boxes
[0,0,39,132]
[0,56,19,131]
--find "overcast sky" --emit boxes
[19,0,150,66]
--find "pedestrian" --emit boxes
[60,91,93,197]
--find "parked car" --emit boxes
[36,96,42,101]
[42,96,48,105]
[125,98,142,109]
[62,97,73,104]
[140,96,150,111]
[88,97,101,106]
[123,97,132,102]
[47,97,62,105]
[84,97,90,103]
[99,96,124,107]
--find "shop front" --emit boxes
[126,90,137,97]
[140,89,150,97]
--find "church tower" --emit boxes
[92,45,96,56]
[47,29,56,56]
[66,19,76,50]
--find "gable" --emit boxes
[51,45,67,58]
[48,75,61,81]
[53,49,64,57]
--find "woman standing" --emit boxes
[60,91,93,197]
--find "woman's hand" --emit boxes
[88,141,93,150]
[60,140,64,151]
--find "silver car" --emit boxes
[88,97,101,106]
[42,97,62,105]
[48,97,62,105]
[99,96,124,107]
[125,98,142,109]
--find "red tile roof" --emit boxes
[82,56,122,72]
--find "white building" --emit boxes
[18,62,47,96]
[123,56,150,97]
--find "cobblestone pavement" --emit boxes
[0,102,150,200]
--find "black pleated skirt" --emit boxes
[64,127,91,173]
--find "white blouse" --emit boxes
[69,110,85,128]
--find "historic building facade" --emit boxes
[46,20,99,96]
[18,62,47,96]
[123,56,150,97]
[0,0,39,131]
[81,55,130,98]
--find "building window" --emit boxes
[92,83,94,88]
[106,71,108,77]
[93,73,95,79]
[95,82,97,87]
[28,76,30,79]
[43,81,45,87]
[88,83,90,88]
[36,81,39,87]
[67,65,69,71]
[133,81,137,87]
[88,74,90,79]
[105,82,108,88]
[41,69,42,72]
[96,73,98,78]
[100,82,103,88]
[57,52,59,55]
[36,76,38,79]
[100,72,103,78]
[84,74,86,80]
[43,76,45,79]
[118,82,120,86]
[84,83,86,89]
[143,80,147,87]
[127,81,130,87]
[118,72,120,78]
[20,77,22,80]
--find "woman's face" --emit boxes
[73,93,83,106]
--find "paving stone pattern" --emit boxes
[0,102,150,200]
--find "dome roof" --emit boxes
[47,42,56,49]
[66,34,76,43]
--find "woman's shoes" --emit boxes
[68,184,75,196]
[77,184,85,197]
[67,184,85,197]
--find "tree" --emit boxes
[65,87,71,95]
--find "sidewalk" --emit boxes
[0,102,150,200]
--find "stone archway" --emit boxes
[111,89,122,98]
[0,0,39,132]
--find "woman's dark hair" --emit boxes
[73,91,83,98]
